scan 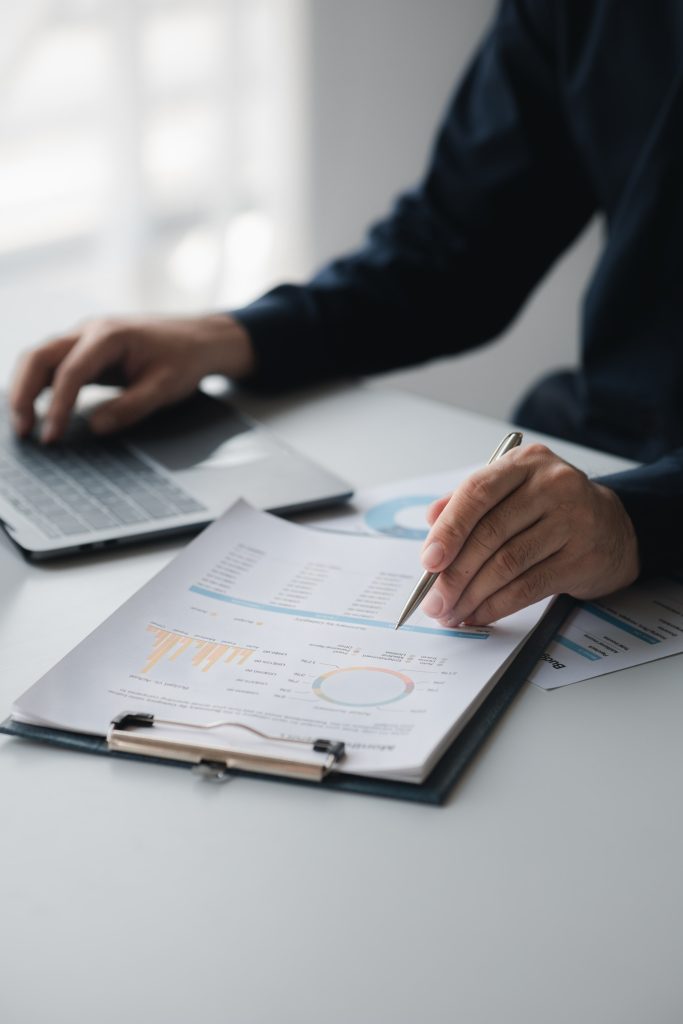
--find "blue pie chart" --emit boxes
[364,495,440,540]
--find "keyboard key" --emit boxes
[81,510,117,529]
[129,492,174,517]
[50,513,86,535]
[107,503,150,525]
[175,496,205,513]
[0,406,206,542]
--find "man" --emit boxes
[10,0,682,628]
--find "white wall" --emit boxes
[304,0,601,420]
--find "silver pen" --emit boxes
[394,431,523,630]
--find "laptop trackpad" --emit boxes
[123,392,257,471]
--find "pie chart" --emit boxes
[363,495,439,540]
[313,666,414,707]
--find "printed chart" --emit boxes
[312,666,415,707]
[142,625,254,674]
[363,495,440,540]
[304,467,471,542]
[530,577,683,689]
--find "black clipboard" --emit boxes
[0,596,573,805]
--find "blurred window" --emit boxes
[0,0,306,311]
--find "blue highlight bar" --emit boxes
[582,603,660,645]
[555,634,602,661]
[189,585,489,640]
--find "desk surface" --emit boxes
[1,383,681,1024]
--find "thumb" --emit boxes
[89,372,172,434]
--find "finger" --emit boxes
[425,494,451,526]
[421,506,549,621]
[420,454,532,572]
[422,481,556,617]
[441,553,568,626]
[440,517,568,624]
[9,334,79,436]
[88,370,176,434]
[42,327,128,441]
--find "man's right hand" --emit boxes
[9,313,255,443]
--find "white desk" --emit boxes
[1,384,681,1024]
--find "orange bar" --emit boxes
[224,645,253,666]
[203,644,229,671]
[143,629,181,672]
[192,641,218,669]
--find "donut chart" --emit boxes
[313,666,415,707]
[363,495,439,540]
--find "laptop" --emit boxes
[0,390,352,559]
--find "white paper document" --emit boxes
[529,577,683,689]
[12,501,549,783]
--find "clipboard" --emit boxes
[0,595,574,805]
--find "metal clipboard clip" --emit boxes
[107,712,345,782]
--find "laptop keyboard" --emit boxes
[0,415,207,540]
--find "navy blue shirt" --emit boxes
[234,0,683,573]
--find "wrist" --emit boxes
[198,314,255,380]
[595,482,641,586]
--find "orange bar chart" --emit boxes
[143,625,254,674]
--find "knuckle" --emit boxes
[85,316,129,346]
[83,315,117,333]
[470,514,502,553]
[433,516,466,552]
[517,569,554,603]
[462,471,493,512]
[547,461,582,492]
[524,442,553,462]
[441,477,495,547]
[493,544,524,579]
